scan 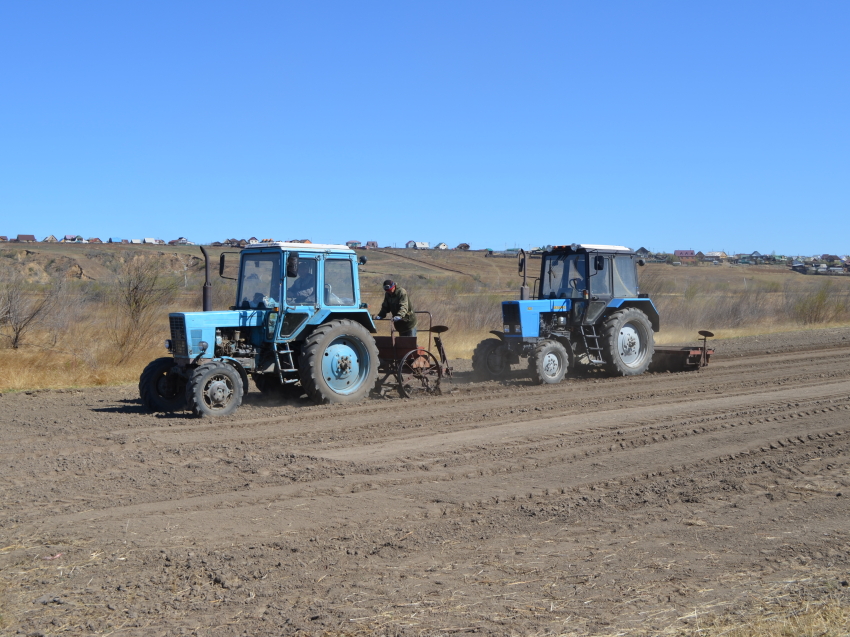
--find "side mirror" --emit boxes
[359,256,367,265]
[518,256,525,275]
[219,253,238,280]
[637,258,646,266]
[286,253,299,278]
[594,255,605,271]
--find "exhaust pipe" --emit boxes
[518,249,530,300]
[200,246,212,312]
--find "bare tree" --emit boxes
[0,273,57,349]
[108,258,179,363]
[43,279,86,347]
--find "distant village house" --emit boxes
[673,250,696,264]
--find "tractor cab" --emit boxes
[537,244,646,327]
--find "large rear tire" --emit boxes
[529,340,569,384]
[299,320,379,404]
[601,308,654,376]
[139,357,186,412]
[471,338,511,380]
[186,361,244,417]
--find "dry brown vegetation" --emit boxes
[2,245,850,392]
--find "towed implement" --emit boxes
[472,244,713,383]
[372,312,453,398]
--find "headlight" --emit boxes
[504,325,510,333]
[164,339,172,351]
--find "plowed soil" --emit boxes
[2,330,850,636]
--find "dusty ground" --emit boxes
[2,329,850,636]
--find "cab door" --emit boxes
[586,255,613,324]
[277,254,320,340]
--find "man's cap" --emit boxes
[383,279,395,289]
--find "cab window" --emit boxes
[286,258,317,305]
[613,255,638,297]
[238,253,280,309]
[590,256,612,296]
[324,259,355,305]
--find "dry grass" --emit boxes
[620,575,850,637]
[3,253,850,393]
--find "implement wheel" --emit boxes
[601,308,654,376]
[299,319,379,404]
[472,338,510,380]
[397,350,442,398]
[186,361,244,417]
[139,357,186,412]
[529,340,569,385]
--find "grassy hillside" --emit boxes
[1,242,849,391]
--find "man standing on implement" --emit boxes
[373,279,418,336]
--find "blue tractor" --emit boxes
[139,242,379,417]
[472,244,659,383]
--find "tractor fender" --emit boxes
[318,311,378,333]
[606,299,660,332]
[550,334,575,357]
[217,357,251,395]
[489,330,506,341]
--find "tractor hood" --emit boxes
[168,310,268,358]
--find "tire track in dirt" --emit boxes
[2,343,849,636]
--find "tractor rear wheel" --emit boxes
[601,308,654,376]
[186,361,244,417]
[472,338,511,380]
[529,340,569,384]
[139,357,186,412]
[299,319,379,404]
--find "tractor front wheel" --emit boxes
[186,361,244,417]
[601,308,654,376]
[139,357,187,412]
[472,338,511,380]
[299,320,379,404]
[529,340,569,384]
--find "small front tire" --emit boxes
[186,361,244,417]
[529,340,569,384]
[471,338,511,380]
[139,357,186,412]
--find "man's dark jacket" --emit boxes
[377,287,417,333]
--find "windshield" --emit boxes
[238,252,281,309]
[540,253,586,299]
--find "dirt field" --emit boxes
[2,329,850,636]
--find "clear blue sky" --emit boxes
[1,1,848,255]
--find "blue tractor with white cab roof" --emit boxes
[139,242,379,417]
[472,244,660,383]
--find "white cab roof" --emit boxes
[578,244,632,251]
[251,242,354,252]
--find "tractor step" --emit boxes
[580,325,606,365]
